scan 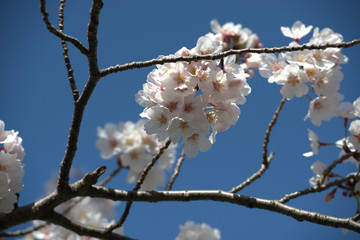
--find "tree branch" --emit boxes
[40,0,89,55]
[106,139,172,232]
[166,150,186,191]
[229,152,274,193]
[85,187,360,233]
[87,0,103,75]
[99,39,360,78]
[279,177,353,204]
[262,98,286,165]
[43,211,134,240]
[319,152,356,185]
[0,224,46,238]
[58,0,79,101]
[229,98,285,193]
[56,0,104,192]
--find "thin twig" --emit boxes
[62,165,122,216]
[319,152,355,185]
[40,0,89,55]
[166,150,186,191]
[228,98,286,193]
[0,224,46,237]
[263,98,286,165]
[59,0,79,101]
[98,164,123,187]
[106,139,172,233]
[279,177,353,204]
[351,212,360,222]
[99,39,360,77]
[229,152,274,193]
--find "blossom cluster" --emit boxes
[136,20,261,157]
[259,21,350,126]
[96,119,176,190]
[0,120,25,213]
[304,99,360,203]
[175,221,221,240]
[27,197,122,240]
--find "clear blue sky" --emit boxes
[1,0,360,239]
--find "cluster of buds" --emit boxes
[136,21,261,158]
[96,119,176,190]
[0,120,25,213]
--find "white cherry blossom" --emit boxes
[281,21,313,42]
[303,129,320,157]
[353,97,360,117]
[259,53,287,83]
[305,94,342,126]
[275,64,309,100]
[183,131,212,158]
[96,123,121,159]
[348,120,360,151]
[309,160,328,187]
[142,107,171,142]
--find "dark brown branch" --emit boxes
[0,224,46,237]
[262,98,286,165]
[85,187,360,233]
[58,0,79,101]
[40,0,89,55]
[166,150,186,191]
[1,165,119,238]
[99,39,360,78]
[279,177,353,204]
[56,0,103,192]
[229,152,274,193]
[44,211,134,240]
[87,0,103,75]
[106,139,172,232]
[352,213,360,222]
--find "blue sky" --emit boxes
[1,0,360,239]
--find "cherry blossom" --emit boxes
[137,23,258,158]
[0,171,18,214]
[96,123,122,159]
[309,160,328,187]
[280,21,313,43]
[96,120,176,190]
[335,101,357,119]
[348,120,360,151]
[275,64,309,100]
[353,97,360,117]
[259,53,287,83]
[313,67,343,97]
[305,95,341,126]
[0,120,25,213]
[183,131,212,158]
[336,138,359,168]
[303,129,320,157]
